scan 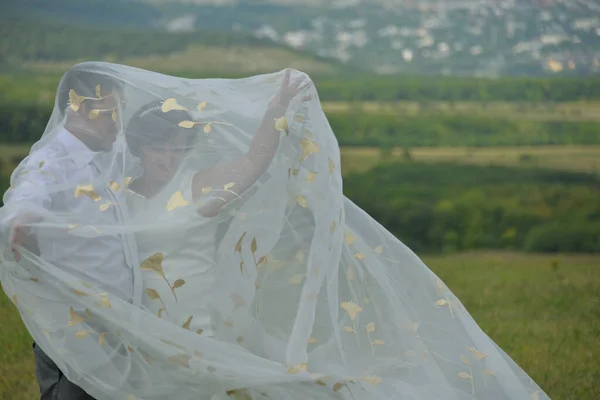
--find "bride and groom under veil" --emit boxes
[0,62,550,400]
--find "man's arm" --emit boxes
[2,156,56,260]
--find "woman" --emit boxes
[123,69,307,339]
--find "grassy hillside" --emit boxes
[340,145,600,176]
[21,44,338,77]
[322,100,600,122]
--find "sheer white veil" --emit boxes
[0,62,550,400]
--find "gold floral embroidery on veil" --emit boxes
[140,253,185,302]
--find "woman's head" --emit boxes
[126,100,197,184]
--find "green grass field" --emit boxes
[1,251,598,399]
[340,145,600,176]
[322,101,600,122]
[422,252,600,400]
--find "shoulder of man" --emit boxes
[6,134,74,199]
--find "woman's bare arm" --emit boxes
[191,69,310,217]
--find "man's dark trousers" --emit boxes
[33,342,95,400]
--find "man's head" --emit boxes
[57,64,125,151]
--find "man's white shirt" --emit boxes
[2,128,142,305]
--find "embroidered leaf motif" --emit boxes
[99,294,111,308]
[182,316,193,330]
[75,330,89,339]
[167,191,189,211]
[360,375,382,385]
[68,307,85,326]
[287,363,307,374]
[173,279,185,289]
[178,120,197,129]
[145,288,160,300]
[74,184,101,202]
[140,253,165,277]
[340,302,362,321]
[333,382,346,392]
[68,89,84,111]
[257,256,268,267]
[305,172,317,183]
[345,232,356,245]
[235,232,247,253]
[275,117,289,134]
[468,346,488,360]
[300,137,319,161]
[161,98,188,113]
[297,196,307,208]
[72,288,89,297]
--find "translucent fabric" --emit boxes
[0,62,550,400]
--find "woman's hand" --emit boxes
[9,213,42,261]
[268,69,310,112]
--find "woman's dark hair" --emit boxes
[126,99,197,157]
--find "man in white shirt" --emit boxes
[2,63,140,400]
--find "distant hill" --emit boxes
[2,0,600,77]
[0,14,345,77]
[1,0,160,28]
